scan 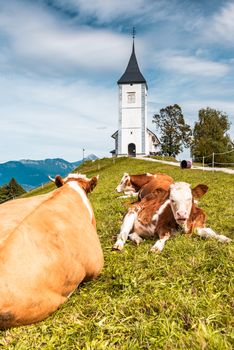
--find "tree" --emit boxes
[0,178,26,204]
[192,108,234,165]
[152,104,192,157]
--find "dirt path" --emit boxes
[136,156,234,175]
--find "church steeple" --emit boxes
[117,29,147,86]
[111,28,159,157]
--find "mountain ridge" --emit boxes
[0,154,98,191]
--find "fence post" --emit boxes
[212,153,214,170]
[202,156,204,170]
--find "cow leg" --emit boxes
[150,233,170,253]
[129,232,143,245]
[113,212,136,251]
[196,228,231,243]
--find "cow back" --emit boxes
[0,185,103,328]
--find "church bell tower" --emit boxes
[111,29,159,157]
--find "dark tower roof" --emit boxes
[117,41,147,86]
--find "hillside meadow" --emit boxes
[0,157,233,349]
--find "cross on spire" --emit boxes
[132,27,136,41]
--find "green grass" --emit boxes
[1,157,234,349]
[147,155,179,162]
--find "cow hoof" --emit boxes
[113,240,124,251]
[150,246,161,253]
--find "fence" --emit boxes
[0,194,15,204]
[193,148,234,169]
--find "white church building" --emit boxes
[111,37,159,157]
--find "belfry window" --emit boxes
[127,92,136,103]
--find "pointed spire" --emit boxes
[132,26,136,41]
[117,28,147,86]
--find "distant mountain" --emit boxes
[71,154,98,167]
[0,155,98,191]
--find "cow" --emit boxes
[0,173,103,329]
[116,172,174,199]
[113,182,231,252]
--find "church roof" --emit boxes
[111,130,118,139]
[117,42,147,86]
[147,128,160,144]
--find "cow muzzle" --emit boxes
[116,186,122,193]
[175,210,188,222]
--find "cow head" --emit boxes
[116,173,131,193]
[49,173,99,193]
[169,182,208,226]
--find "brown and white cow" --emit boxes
[116,172,173,199]
[0,173,103,329]
[113,182,231,252]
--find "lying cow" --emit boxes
[113,182,231,252]
[116,172,173,199]
[0,173,103,329]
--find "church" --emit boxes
[111,35,159,157]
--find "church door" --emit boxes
[128,143,136,157]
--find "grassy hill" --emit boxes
[1,157,234,349]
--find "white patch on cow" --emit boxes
[134,220,156,238]
[113,239,124,251]
[67,173,87,180]
[150,234,170,253]
[113,211,136,250]
[128,232,143,245]
[116,173,130,193]
[196,228,232,243]
[169,182,192,224]
[152,199,170,222]
[68,181,93,220]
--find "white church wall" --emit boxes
[121,84,142,108]
[122,109,142,128]
[118,83,149,155]
[121,128,143,154]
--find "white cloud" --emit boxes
[61,0,146,21]
[198,1,234,48]
[0,0,233,163]
[203,2,234,45]
[155,53,229,77]
[0,0,131,74]
[50,0,167,23]
[0,75,118,162]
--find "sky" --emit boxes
[0,0,234,162]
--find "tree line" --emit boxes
[0,178,26,204]
[153,105,234,165]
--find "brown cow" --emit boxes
[0,173,103,329]
[113,182,231,252]
[116,172,173,199]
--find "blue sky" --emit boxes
[0,0,233,162]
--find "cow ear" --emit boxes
[192,184,208,198]
[54,175,64,188]
[89,175,99,192]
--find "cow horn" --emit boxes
[48,175,55,182]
